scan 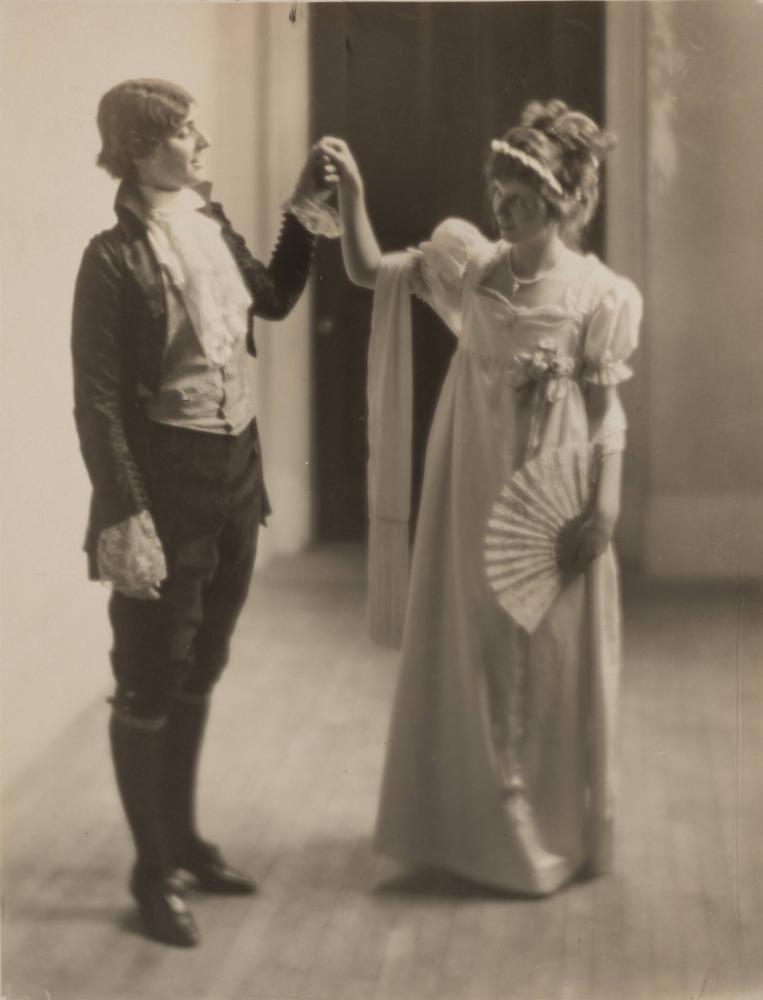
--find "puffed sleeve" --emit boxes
[409,218,493,335]
[582,275,643,386]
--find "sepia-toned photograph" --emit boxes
[1,2,761,999]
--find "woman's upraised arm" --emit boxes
[319,137,381,289]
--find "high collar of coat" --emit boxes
[114,178,215,230]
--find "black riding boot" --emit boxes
[109,712,199,946]
[165,692,256,894]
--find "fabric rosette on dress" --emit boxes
[508,339,578,401]
[507,340,579,460]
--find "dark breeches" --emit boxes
[109,419,265,720]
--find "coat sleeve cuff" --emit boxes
[282,196,342,239]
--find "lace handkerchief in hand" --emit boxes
[283,195,343,239]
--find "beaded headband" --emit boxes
[490,139,564,197]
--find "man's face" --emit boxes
[134,106,211,191]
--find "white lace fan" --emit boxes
[484,444,596,633]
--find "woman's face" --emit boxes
[133,105,211,191]
[490,176,549,244]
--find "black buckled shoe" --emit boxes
[130,867,200,947]
[177,840,258,896]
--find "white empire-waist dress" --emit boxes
[367,219,642,896]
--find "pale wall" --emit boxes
[607,1,763,578]
[0,1,311,790]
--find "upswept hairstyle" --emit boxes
[96,78,194,180]
[486,99,616,245]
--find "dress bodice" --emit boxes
[410,217,642,390]
[462,284,582,368]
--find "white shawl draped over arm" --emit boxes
[366,252,415,647]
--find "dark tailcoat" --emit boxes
[71,180,314,577]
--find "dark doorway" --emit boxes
[309,2,605,542]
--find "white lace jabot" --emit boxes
[139,185,252,368]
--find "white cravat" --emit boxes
[140,186,252,367]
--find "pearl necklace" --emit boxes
[507,246,565,289]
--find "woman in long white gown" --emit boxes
[320,99,642,896]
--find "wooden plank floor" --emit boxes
[2,547,761,1000]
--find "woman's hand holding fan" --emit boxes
[557,507,614,575]
[484,444,598,633]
